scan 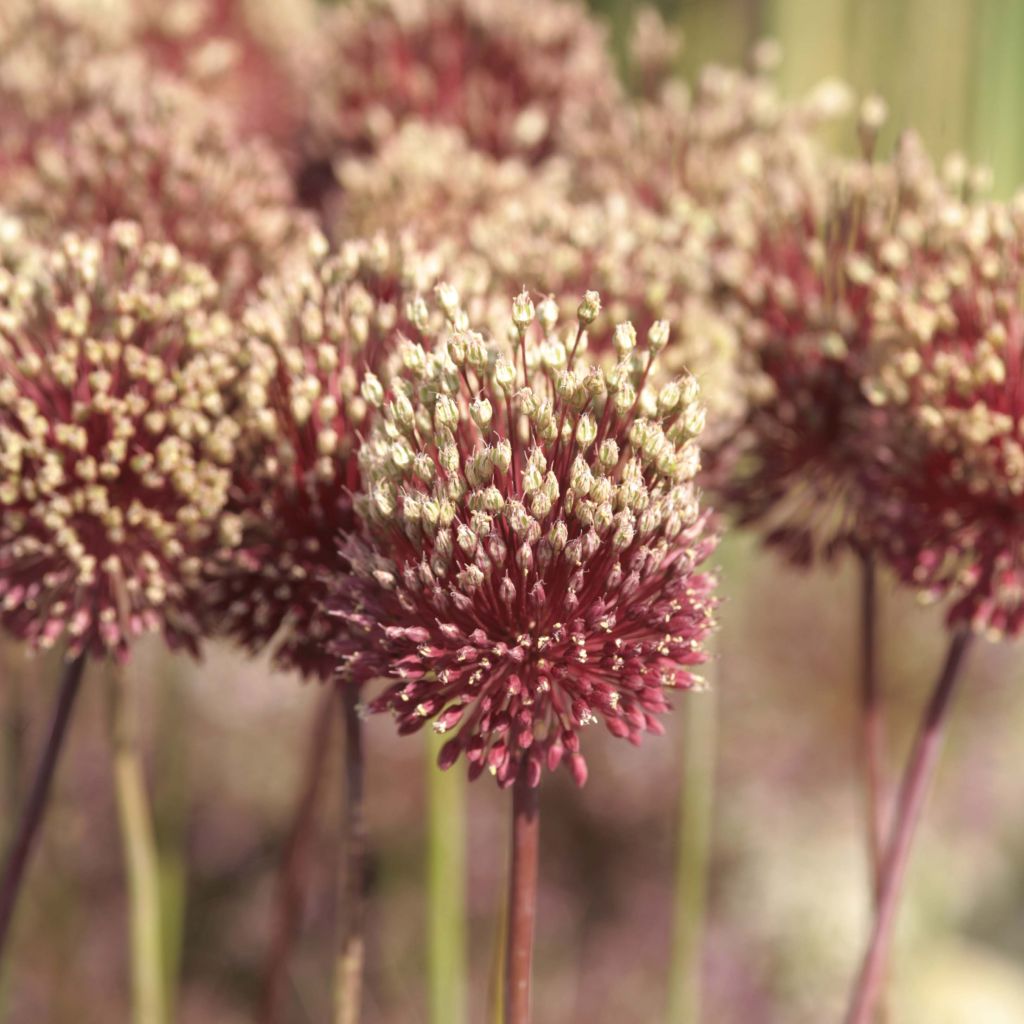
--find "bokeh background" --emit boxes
[4,1,1024,1022]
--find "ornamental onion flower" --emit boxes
[568,44,851,219]
[0,220,242,659]
[298,0,620,196]
[201,233,473,679]
[709,120,951,563]
[332,288,718,788]
[863,193,1024,638]
[330,121,744,442]
[3,57,309,310]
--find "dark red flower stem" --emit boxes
[843,630,972,1024]
[505,776,540,1024]
[334,687,366,1024]
[0,652,86,962]
[858,553,886,904]
[261,692,334,1024]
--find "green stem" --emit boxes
[334,687,366,1024]
[108,665,167,1024]
[427,729,468,1024]
[153,654,190,1021]
[667,686,717,1024]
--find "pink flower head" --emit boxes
[3,56,308,311]
[333,288,718,787]
[710,121,950,564]
[300,0,618,176]
[0,221,241,658]
[202,233,469,679]
[863,192,1024,638]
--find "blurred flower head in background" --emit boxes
[1,56,309,311]
[863,189,1024,638]
[202,232,475,680]
[332,289,717,787]
[708,111,956,565]
[0,221,241,658]
[298,0,621,202]
[330,120,745,443]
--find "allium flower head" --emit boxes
[0,0,311,158]
[710,120,951,564]
[571,45,851,218]
[3,56,308,309]
[129,0,314,150]
[330,121,744,442]
[0,221,242,658]
[202,233,468,679]
[862,193,1024,637]
[300,0,619,176]
[334,289,717,787]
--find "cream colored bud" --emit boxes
[578,291,601,325]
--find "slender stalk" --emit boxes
[152,654,190,1021]
[843,630,972,1024]
[858,554,886,904]
[505,777,540,1024]
[427,729,468,1024]
[667,688,717,1024]
[262,692,333,1024]
[0,652,86,962]
[334,687,366,1024]
[108,664,167,1024]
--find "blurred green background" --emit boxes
[5,2,1024,1023]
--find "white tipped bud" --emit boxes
[436,282,461,321]
[577,290,601,325]
[575,413,597,449]
[512,289,535,329]
[538,297,559,332]
[495,357,516,393]
[470,397,493,430]
[613,322,637,360]
[648,320,670,354]
[360,372,384,407]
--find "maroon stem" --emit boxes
[261,692,334,1024]
[334,687,366,1024]
[858,554,886,904]
[0,652,86,962]
[843,630,972,1024]
[505,777,540,1024]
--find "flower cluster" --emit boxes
[708,120,952,564]
[0,221,241,658]
[332,289,717,787]
[861,194,1024,637]
[330,121,744,442]
[569,46,850,219]
[201,233,470,679]
[299,0,619,175]
[0,0,309,157]
[2,56,308,310]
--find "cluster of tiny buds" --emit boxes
[328,119,742,437]
[333,287,717,787]
[2,55,309,311]
[302,0,619,171]
[855,194,1024,637]
[201,232,470,679]
[0,221,241,657]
